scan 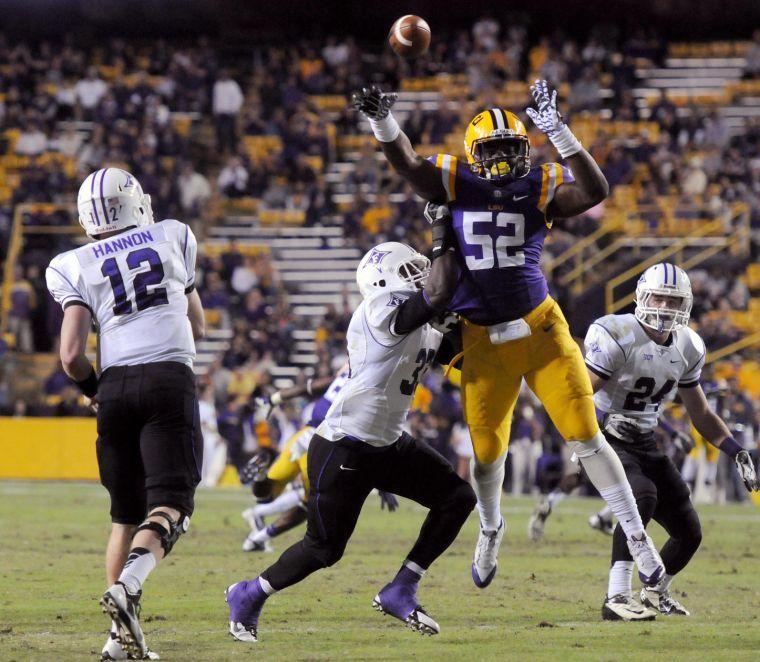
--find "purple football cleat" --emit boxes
[372,578,440,636]
[225,578,267,643]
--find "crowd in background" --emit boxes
[0,20,758,499]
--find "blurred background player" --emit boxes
[581,263,759,621]
[353,78,664,591]
[225,235,476,642]
[46,169,205,659]
[239,367,398,553]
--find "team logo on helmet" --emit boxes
[365,248,391,269]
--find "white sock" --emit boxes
[117,548,157,595]
[470,454,506,530]
[254,490,302,519]
[250,525,274,544]
[258,576,276,596]
[403,559,427,578]
[658,573,675,592]
[547,489,566,509]
[607,561,634,597]
[681,455,698,483]
[572,433,644,539]
[598,504,613,519]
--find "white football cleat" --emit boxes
[640,586,690,616]
[471,518,505,588]
[588,512,614,536]
[602,593,657,621]
[100,583,146,659]
[242,533,274,553]
[627,532,665,586]
[101,626,160,660]
[242,507,265,532]
[528,501,551,541]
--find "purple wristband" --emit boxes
[721,437,742,459]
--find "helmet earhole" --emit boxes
[378,280,386,287]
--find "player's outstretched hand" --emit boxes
[351,85,398,120]
[85,395,99,414]
[735,450,760,492]
[253,396,274,420]
[672,430,695,454]
[525,79,564,136]
[423,201,450,225]
[379,490,399,512]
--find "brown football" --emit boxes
[388,15,431,58]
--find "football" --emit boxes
[388,14,431,58]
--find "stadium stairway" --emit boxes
[200,222,362,384]
[634,53,758,134]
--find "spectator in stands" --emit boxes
[212,69,244,154]
[231,256,260,295]
[568,67,602,112]
[177,161,211,220]
[681,156,708,196]
[217,156,249,198]
[74,66,108,120]
[8,265,36,353]
[601,145,633,190]
[744,29,760,79]
[15,119,47,156]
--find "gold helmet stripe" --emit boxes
[505,111,517,132]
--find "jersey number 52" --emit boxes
[101,248,169,315]
[463,211,525,270]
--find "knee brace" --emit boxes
[135,510,190,556]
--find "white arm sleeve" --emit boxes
[584,322,626,380]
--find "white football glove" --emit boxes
[423,201,450,225]
[252,395,275,421]
[525,79,563,135]
[735,450,760,492]
[525,79,582,158]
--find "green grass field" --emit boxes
[1,481,759,661]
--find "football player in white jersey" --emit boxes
[226,230,477,643]
[46,168,205,659]
[580,263,759,621]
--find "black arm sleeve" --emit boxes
[434,324,463,368]
[393,290,438,336]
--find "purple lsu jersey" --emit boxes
[306,369,350,428]
[429,154,573,324]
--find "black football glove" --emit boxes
[378,490,399,512]
[735,450,760,492]
[351,85,398,120]
[239,448,278,485]
[424,201,455,260]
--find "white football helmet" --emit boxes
[635,263,693,333]
[77,168,154,237]
[356,242,430,300]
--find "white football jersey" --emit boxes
[46,219,197,371]
[584,313,706,433]
[316,290,443,447]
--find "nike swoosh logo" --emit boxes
[542,323,555,332]
[513,194,529,201]
[339,465,358,471]
[670,360,680,363]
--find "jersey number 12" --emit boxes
[101,248,168,315]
